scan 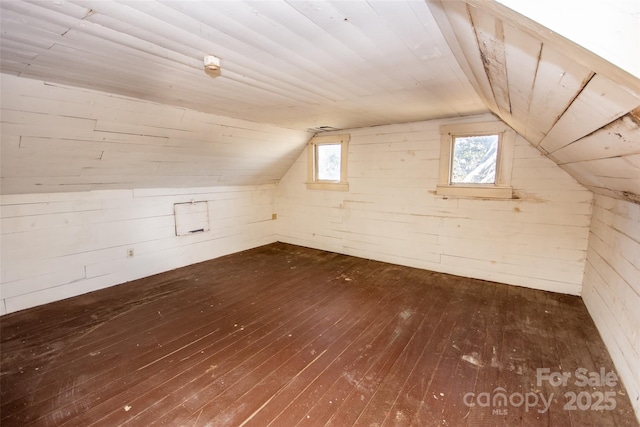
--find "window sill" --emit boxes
[436,185,513,199]
[306,182,349,192]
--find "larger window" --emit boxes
[437,121,515,199]
[306,134,350,191]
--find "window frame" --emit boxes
[437,121,515,199]
[306,133,350,191]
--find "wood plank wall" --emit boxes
[0,74,310,314]
[276,114,593,295]
[428,0,640,202]
[0,185,277,314]
[0,74,310,195]
[582,194,640,419]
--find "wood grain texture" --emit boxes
[434,1,500,114]
[0,185,277,313]
[550,112,640,165]
[468,6,511,117]
[540,74,640,153]
[428,0,640,202]
[0,0,485,131]
[582,195,640,421]
[0,75,311,194]
[277,115,592,295]
[1,243,637,426]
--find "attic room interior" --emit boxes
[0,0,639,425]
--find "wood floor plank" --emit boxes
[508,285,554,426]
[4,250,340,425]
[436,280,495,427]
[57,260,347,426]
[189,260,392,426]
[253,269,421,426]
[530,289,572,427]
[0,242,636,427]
[1,247,308,406]
[297,267,444,427]
[408,282,487,426]
[122,259,373,426]
[553,292,637,427]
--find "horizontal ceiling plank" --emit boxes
[328,0,429,84]
[0,39,42,60]
[14,136,269,162]
[22,0,91,19]
[197,0,380,97]
[560,155,640,197]
[111,0,354,101]
[53,10,328,110]
[17,63,176,106]
[1,159,86,177]
[540,74,640,153]
[525,44,594,145]
[542,113,640,165]
[285,0,404,92]
[366,0,466,111]
[0,49,39,65]
[245,0,376,82]
[96,148,295,165]
[593,177,640,196]
[0,5,70,36]
[369,0,445,64]
[2,0,488,137]
[93,120,220,141]
[420,2,489,117]
[1,109,96,129]
[0,177,94,194]
[16,135,167,153]
[13,143,104,161]
[30,41,318,109]
[154,159,295,175]
[0,59,29,75]
[15,63,309,123]
[0,20,61,49]
[60,28,201,71]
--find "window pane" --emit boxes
[451,135,499,184]
[316,144,342,181]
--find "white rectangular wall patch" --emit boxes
[174,201,210,236]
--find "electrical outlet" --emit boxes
[127,248,134,258]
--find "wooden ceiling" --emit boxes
[1,0,639,201]
[0,0,486,131]
[428,0,640,201]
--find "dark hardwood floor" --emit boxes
[1,242,637,426]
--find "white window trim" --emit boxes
[437,121,515,199]
[306,133,350,191]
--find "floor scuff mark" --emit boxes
[462,352,484,367]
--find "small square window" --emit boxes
[437,122,515,199]
[316,143,342,181]
[306,134,350,191]
[451,134,499,184]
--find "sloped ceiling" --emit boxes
[427,0,640,202]
[1,0,639,201]
[0,0,485,130]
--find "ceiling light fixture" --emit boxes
[203,55,221,78]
